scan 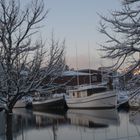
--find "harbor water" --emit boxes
[0,108,140,140]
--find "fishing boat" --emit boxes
[66,84,117,109]
[32,96,66,111]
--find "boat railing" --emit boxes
[66,83,107,91]
[66,84,88,91]
[33,93,64,101]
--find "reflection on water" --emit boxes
[67,109,119,128]
[0,108,140,140]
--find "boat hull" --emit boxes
[32,97,66,110]
[66,91,117,109]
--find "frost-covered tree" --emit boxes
[0,0,65,113]
[99,0,140,88]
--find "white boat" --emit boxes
[32,96,66,110]
[66,84,117,109]
[14,96,33,108]
[14,100,26,108]
[129,97,140,109]
[117,88,140,108]
[117,90,129,107]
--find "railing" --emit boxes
[66,83,107,92]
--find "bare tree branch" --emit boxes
[99,0,140,72]
[0,0,66,113]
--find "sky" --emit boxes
[33,0,121,69]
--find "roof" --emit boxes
[62,71,92,76]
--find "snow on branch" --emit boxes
[0,0,66,112]
[99,0,140,73]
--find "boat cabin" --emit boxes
[67,85,107,99]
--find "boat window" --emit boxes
[87,90,93,96]
[87,87,107,95]
[73,92,75,97]
[77,92,80,98]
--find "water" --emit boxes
[0,108,140,140]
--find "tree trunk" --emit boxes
[5,104,13,115]
[5,112,13,140]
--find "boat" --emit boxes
[32,96,66,111]
[66,84,117,109]
[117,90,129,108]
[14,96,33,108]
[67,109,120,127]
[14,100,26,108]
[129,97,140,109]
[0,101,26,109]
[117,87,140,108]
[65,45,117,109]
[0,100,26,109]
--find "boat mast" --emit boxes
[88,42,92,85]
[76,42,79,86]
[100,59,103,83]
